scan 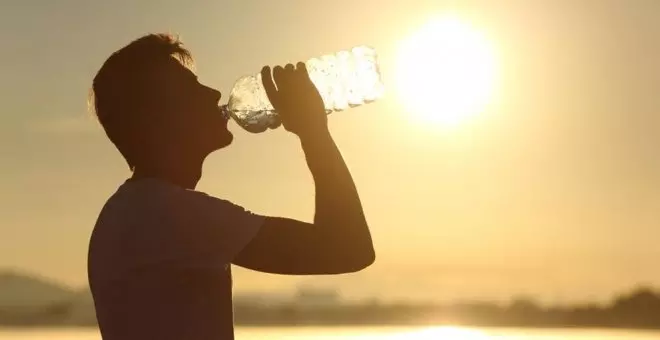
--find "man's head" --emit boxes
[91,33,232,171]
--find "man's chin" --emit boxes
[215,132,233,149]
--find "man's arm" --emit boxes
[232,63,375,275]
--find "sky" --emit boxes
[1,0,659,305]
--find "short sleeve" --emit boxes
[126,182,266,268]
[176,191,266,264]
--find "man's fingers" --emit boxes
[283,64,296,86]
[261,66,279,108]
[273,65,285,84]
[295,62,307,74]
[295,61,312,82]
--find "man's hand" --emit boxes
[261,63,327,138]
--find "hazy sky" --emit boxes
[1,0,659,304]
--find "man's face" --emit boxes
[143,57,233,157]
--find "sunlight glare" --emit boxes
[410,326,492,340]
[395,16,498,129]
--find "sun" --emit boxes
[395,16,498,128]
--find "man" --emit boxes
[87,33,375,340]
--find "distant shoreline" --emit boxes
[3,270,660,331]
[2,324,660,332]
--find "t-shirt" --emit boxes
[87,178,265,340]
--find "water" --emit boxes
[1,327,660,339]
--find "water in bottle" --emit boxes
[220,46,385,133]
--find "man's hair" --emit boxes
[89,33,194,170]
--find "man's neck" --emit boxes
[132,156,204,190]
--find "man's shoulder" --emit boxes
[96,178,246,226]
[94,179,178,230]
[103,178,216,209]
[89,179,232,270]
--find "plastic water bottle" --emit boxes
[220,46,385,133]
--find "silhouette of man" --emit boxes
[87,34,375,340]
